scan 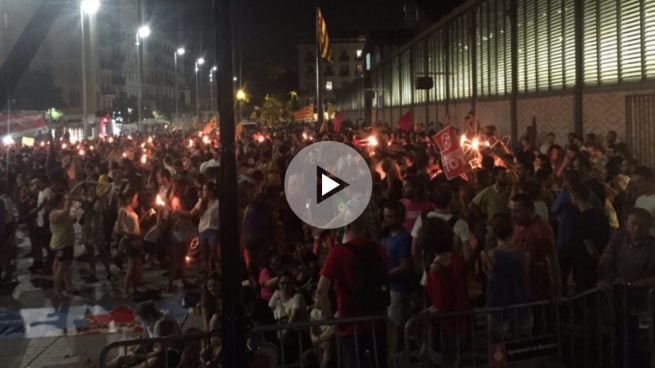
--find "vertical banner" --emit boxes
[434,126,470,179]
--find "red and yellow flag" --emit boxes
[317,8,331,61]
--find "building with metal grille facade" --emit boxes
[336,0,655,164]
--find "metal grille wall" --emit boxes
[626,94,655,166]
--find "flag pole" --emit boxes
[315,4,324,131]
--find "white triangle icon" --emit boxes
[321,174,340,197]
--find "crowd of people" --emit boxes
[1,118,654,367]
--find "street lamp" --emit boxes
[195,57,205,119]
[136,25,151,132]
[236,88,247,123]
[174,47,185,122]
[80,0,100,139]
[209,65,218,116]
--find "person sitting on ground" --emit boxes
[106,301,181,368]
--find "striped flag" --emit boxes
[317,8,331,61]
[294,105,315,122]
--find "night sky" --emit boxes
[146,0,462,102]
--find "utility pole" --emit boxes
[215,0,245,366]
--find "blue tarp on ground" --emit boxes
[0,298,187,339]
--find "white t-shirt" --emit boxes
[268,291,306,321]
[635,194,655,235]
[411,211,471,249]
[535,200,550,223]
[195,198,219,233]
[36,187,53,228]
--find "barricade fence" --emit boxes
[98,286,655,368]
[98,328,222,368]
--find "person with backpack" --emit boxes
[316,215,389,368]
[412,184,473,279]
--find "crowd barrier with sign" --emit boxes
[98,286,655,368]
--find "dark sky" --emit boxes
[146,0,462,101]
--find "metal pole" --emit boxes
[209,71,214,116]
[136,33,142,132]
[81,10,88,139]
[215,0,245,366]
[315,4,323,128]
[195,62,200,119]
[174,52,179,122]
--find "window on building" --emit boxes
[325,65,334,76]
[339,64,350,76]
[356,49,363,59]
[325,80,333,91]
[305,51,314,63]
[69,90,81,108]
[339,50,349,61]
[356,63,364,74]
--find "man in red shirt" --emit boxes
[317,215,389,368]
[510,193,563,302]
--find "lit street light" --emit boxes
[136,25,151,132]
[80,0,100,15]
[195,57,205,119]
[80,0,100,139]
[137,25,151,40]
[210,65,218,116]
[174,47,185,122]
[236,88,247,123]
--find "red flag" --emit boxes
[333,112,344,133]
[398,111,413,131]
[434,126,470,180]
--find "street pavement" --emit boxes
[0,211,204,368]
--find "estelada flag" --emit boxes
[317,8,331,61]
[398,111,413,131]
[333,111,344,133]
[294,105,314,122]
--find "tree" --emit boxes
[12,69,64,110]
[261,94,295,125]
[153,97,175,121]
[111,92,138,123]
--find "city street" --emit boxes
[0,217,203,368]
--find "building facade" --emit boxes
[297,36,366,104]
[336,0,655,166]
[0,0,187,137]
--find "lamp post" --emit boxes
[80,0,99,139]
[136,25,151,132]
[210,65,217,116]
[174,47,185,122]
[236,88,246,123]
[195,57,205,119]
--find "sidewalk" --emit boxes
[0,334,124,368]
[0,223,205,367]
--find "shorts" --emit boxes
[55,246,74,262]
[198,230,219,248]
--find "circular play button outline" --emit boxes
[284,141,372,229]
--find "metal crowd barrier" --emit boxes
[400,286,655,368]
[98,328,222,368]
[96,286,655,368]
[251,314,392,368]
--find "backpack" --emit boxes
[420,214,459,273]
[344,242,390,314]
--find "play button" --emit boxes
[284,141,372,229]
[317,166,349,204]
